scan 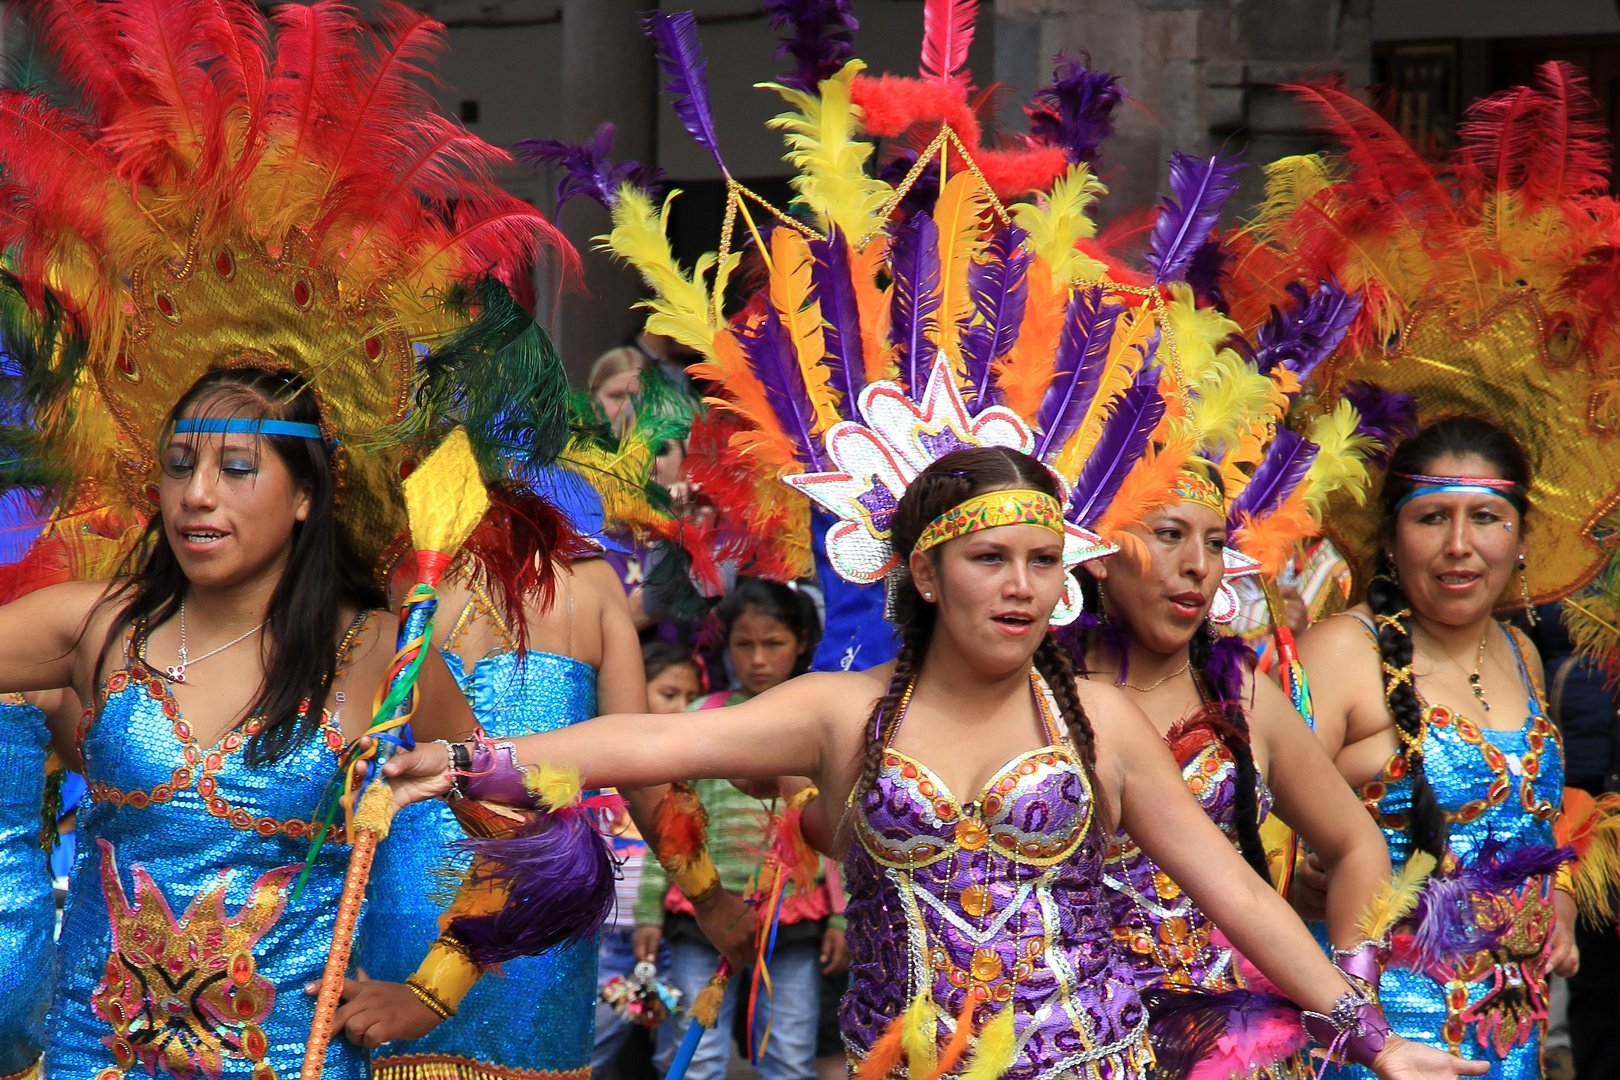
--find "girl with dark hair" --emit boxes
[0,368,478,1079]
[1077,467,1393,1075]
[387,445,1484,1080]
[1298,416,1577,1078]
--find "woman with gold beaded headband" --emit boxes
[0,2,610,1078]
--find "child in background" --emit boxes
[593,644,705,1079]
[634,579,842,1080]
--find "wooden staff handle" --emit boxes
[301,780,397,1080]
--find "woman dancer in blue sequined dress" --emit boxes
[1299,418,1578,1078]
[0,369,479,1080]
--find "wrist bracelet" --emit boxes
[1301,990,1392,1068]
[405,975,456,1020]
[1330,938,1388,1004]
[434,740,473,801]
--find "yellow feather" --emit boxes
[525,763,584,813]
[556,434,672,539]
[1185,349,1276,460]
[601,183,736,359]
[930,171,992,369]
[899,991,937,1076]
[958,1005,1017,1080]
[1053,307,1152,477]
[1356,851,1436,942]
[1163,283,1242,388]
[1236,154,1337,246]
[1302,399,1378,513]
[768,228,840,434]
[762,60,893,243]
[1010,165,1109,285]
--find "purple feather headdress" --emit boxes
[643,11,727,172]
[448,809,621,967]
[763,0,859,93]
[1182,239,1232,313]
[739,304,829,469]
[888,210,942,398]
[808,229,865,418]
[512,122,659,211]
[1341,380,1418,466]
[1226,428,1319,532]
[960,224,1031,413]
[1068,382,1165,528]
[1025,52,1127,167]
[1034,286,1122,461]
[1146,151,1242,286]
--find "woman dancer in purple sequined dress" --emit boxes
[387,447,1482,1080]
[1077,471,1393,1078]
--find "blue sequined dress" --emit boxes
[0,696,52,1079]
[362,597,599,1080]
[1332,618,1562,1080]
[48,623,371,1080]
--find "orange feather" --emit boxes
[1095,437,1195,539]
[852,234,893,383]
[996,262,1065,421]
[914,995,977,1080]
[690,330,799,470]
[852,1013,907,1080]
[1232,487,1320,576]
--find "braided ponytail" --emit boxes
[1367,558,1448,860]
[1189,624,1271,882]
[1031,636,1099,775]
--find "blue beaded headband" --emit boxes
[172,418,324,440]
[1392,472,1524,512]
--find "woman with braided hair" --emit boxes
[385,446,1482,1080]
[1074,469,1393,1077]
[1298,417,1578,1078]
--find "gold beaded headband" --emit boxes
[914,489,1065,553]
[1174,469,1224,513]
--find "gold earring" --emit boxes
[1519,556,1537,624]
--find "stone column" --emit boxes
[555,0,656,383]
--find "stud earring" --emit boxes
[1519,555,1537,624]
[922,591,933,601]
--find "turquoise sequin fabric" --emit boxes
[362,648,599,1080]
[47,664,366,1080]
[0,698,52,1077]
[1328,624,1563,1080]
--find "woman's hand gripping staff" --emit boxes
[300,430,491,1080]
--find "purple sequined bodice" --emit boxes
[842,691,1151,1080]
[1105,721,1273,991]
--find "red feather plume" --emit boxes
[920,0,977,90]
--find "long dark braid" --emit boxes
[1189,623,1270,881]
[1366,556,1448,860]
[1372,416,1532,862]
[846,446,1100,806]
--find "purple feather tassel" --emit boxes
[449,809,620,967]
[643,11,727,172]
[1226,429,1319,531]
[1401,839,1574,970]
[1068,383,1164,527]
[1342,380,1418,465]
[888,210,942,399]
[1239,279,1361,380]
[763,0,859,93]
[1146,151,1242,286]
[1034,286,1121,461]
[960,224,1031,412]
[1025,52,1127,167]
[1205,631,1257,706]
[809,229,865,417]
[512,122,660,211]
[740,304,828,469]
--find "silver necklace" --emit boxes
[165,599,265,683]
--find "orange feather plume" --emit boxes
[768,228,840,434]
[995,260,1065,421]
[1095,436,1195,540]
[852,1014,907,1080]
[913,995,977,1080]
[1231,487,1320,577]
[691,330,800,470]
[930,170,991,369]
[852,235,894,383]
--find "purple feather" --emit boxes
[1342,380,1418,465]
[1057,606,1134,685]
[740,305,827,469]
[763,0,859,93]
[1241,279,1361,380]
[1206,631,1257,705]
[1068,383,1164,528]
[1183,239,1232,313]
[643,11,726,171]
[1226,429,1319,530]
[1146,151,1242,286]
[888,211,942,399]
[808,229,865,417]
[1025,52,1126,167]
[1034,286,1121,461]
[512,122,659,211]
[1402,840,1573,970]
[449,809,619,967]
[960,224,1031,413]
[877,148,939,220]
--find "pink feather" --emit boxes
[919,0,977,90]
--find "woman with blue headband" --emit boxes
[1298,416,1577,1078]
